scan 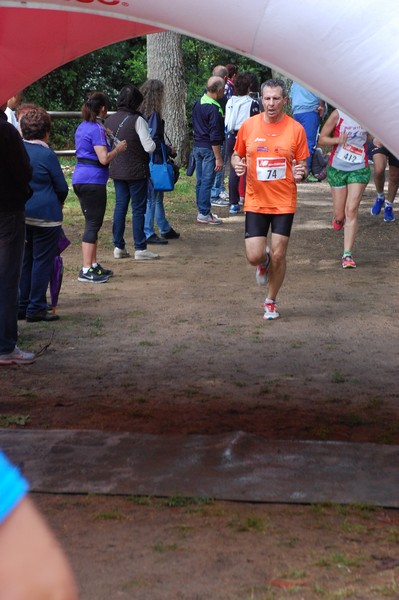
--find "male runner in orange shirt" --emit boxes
[231,78,309,320]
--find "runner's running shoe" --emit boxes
[370,196,384,216]
[332,218,344,231]
[341,255,356,269]
[255,247,271,285]
[229,203,241,214]
[383,205,395,222]
[262,299,280,320]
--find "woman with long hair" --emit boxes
[72,92,127,283]
[139,79,180,243]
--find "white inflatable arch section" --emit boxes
[1,0,399,154]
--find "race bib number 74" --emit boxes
[256,157,287,181]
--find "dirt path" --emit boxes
[1,178,399,598]
[2,178,398,442]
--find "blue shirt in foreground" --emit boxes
[0,450,28,522]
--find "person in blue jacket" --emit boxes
[18,106,68,321]
[0,450,79,599]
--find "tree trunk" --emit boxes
[147,32,189,165]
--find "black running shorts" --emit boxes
[245,212,295,238]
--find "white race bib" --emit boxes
[256,157,287,181]
[336,142,364,164]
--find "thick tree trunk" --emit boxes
[147,32,189,165]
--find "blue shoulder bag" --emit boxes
[149,143,175,192]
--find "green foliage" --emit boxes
[25,39,144,148]
[0,414,30,427]
[24,35,272,149]
[122,44,148,86]
[181,36,271,130]
[26,39,142,109]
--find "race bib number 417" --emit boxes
[256,157,287,181]
[336,143,364,164]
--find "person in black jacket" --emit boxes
[0,103,35,365]
[192,76,225,225]
[105,84,159,260]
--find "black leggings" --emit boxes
[73,184,106,244]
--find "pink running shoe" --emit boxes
[255,247,271,285]
[341,255,356,269]
[332,218,344,231]
[262,299,280,320]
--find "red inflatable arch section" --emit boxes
[1,0,399,154]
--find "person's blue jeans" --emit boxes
[226,133,240,205]
[293,111,320,170]
[211,140,226,198]
[0,211,25,354]
[113,179,148,251]
[144,179,171,238]
[19,224,61,317]
[194,147,216,216]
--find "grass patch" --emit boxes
[331,370,347,383]
[315,552,364,569]
[371,580,399,596]
[162,495,214,508]
[337,413,371,428]
[93,509,127,521]
[153,542,179,554]
[387,527,399,544]
[127,309,146,318]
[290,340,306,348]
[365,396,385,409]
[88,316,105,337]
[172,343,189,354]
[128,495,153,506]
[229,515,269,533]
[17,389,38,398]
[340,520,371,535]
[0,414,30,427]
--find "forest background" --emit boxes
[23,33,275,162]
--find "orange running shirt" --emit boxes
[234,113,309,214]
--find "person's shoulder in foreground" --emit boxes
[0,450,79,600]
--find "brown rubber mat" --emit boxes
[1,430,398,507]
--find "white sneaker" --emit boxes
[0,346,36,365]
[219,191,229,201]
[114,247,130,259]
[197,212,222,225]
[262,299,280,320]
[134,249,160,260]
[211,198,229,207]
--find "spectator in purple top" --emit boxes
[72,92,127,283]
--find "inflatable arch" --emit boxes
[1,0,399,154]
